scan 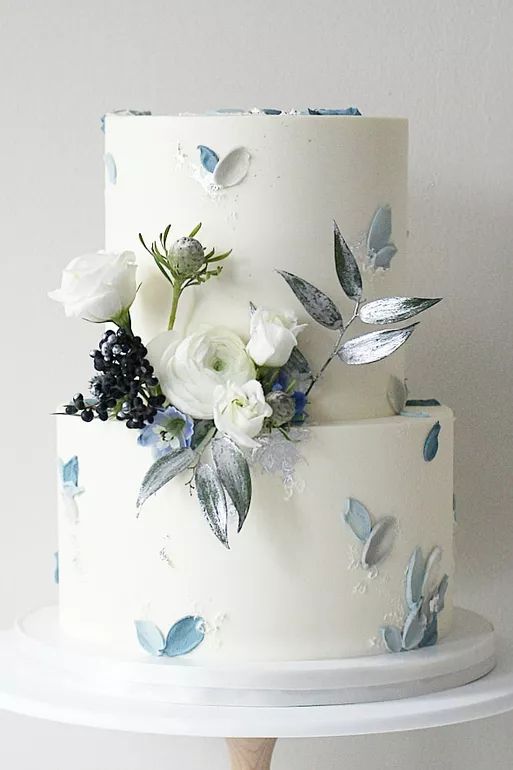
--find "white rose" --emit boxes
[213,380,272,449]
[246,308,307,367]
[49,251,137,323]
[148,326,256,419]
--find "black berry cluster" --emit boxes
[64,328,166,429]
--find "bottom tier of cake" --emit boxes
[57,406,454,663]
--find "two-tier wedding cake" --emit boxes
[51,109,454,664]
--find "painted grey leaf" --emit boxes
[135,620,165,656]
[419,614,438,648]
[137,448,195,509]
[212,436,252,533]
[405,546,425,609]
[281,346,313,391]
[277,270,343,329]
[374,245,397,269]
[195,464,229,548]
[387,375,408,414]
[337,324,417,366]
[402,606,428,651]
[333,220,362,300]
[344,498,372,542]
[430,574,449,615]
[359,297,442,325]
[381,625,403,653]
[61,456,79,488]
[400,410,430,418]
[423,421,441,462]
[164,615,205,657]
[213,147,251,187]
[406,398,441,407]
[104,153,117,184]
[260,108,282,114]
[197,144,219,173]
[421,546,443,601]
[368,206,392,254]
[362,516,397,568]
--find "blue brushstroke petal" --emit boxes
[104,153,117,184]
[381,625,403,653]
[402,606,427,650]
[419,614,438,648]
[344,498,372,542]
[61,456,79,488]
[164,616,205,657]
[373,244,397,269]
[424,421,441,462]
[135,620,165,656]
[308,107,361,115]
[405,547,425,609]
[259,108,282,114]
[368,206,392,254]
[197,145,219,173]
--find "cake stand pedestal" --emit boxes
[1,610,513,770]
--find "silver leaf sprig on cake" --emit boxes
[278,219,442,398]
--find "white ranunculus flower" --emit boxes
[49,251,137,323]
[213,379,272,449]
[148,327,256,420]
[246,308,307,368]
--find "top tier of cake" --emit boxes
[105,114,408,422]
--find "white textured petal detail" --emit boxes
[213,147,251,188]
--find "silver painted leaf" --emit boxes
[361,516,397,568]
[368,206,392,254]
[104,153,117,184]
[405,546,425,609]
[333,220,362,300]
[374,245,397,269]
[213,147,251,187]
[137,448,195,509]
[280,346,313,391]
[359,297,442,325]
[195,464,229,548]
[381,625,403,653]
[344,498,372,542]
[337,324,417,365]
[402,606,428,651]
[419,614,438,648]
[387,375,408,414]
[277,270,343,329]
[423,421,441,462]
[135,620,165,656]
[212,436,252,533]
[197,144,219,173]
[164,616,205,657]
[421,546,443,601]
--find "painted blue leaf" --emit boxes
[61,456,79,488]
[362,516,397,568]
[406,399,441,407]
[419,614,438,648]
[381,625,403,653]
[405,547,425,609]
[431,574,449,614]
[53,551,59,585]
[308,107,361,116]
[135,620,165,656]
[368,206,392,254]
[344,498,372,542]
[424,421,441,462]
[373,245,397,269]
[402,606,428,651]
[260,108,282,114]
[164,616,205,657]
[197,145,219,173]
[104,153,117,184]
[400,410,430,418]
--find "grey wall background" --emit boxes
[1,0,512,767]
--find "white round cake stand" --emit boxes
[1,612,513,770]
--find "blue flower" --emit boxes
[272,372,308,423]
[138,407,194,458]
